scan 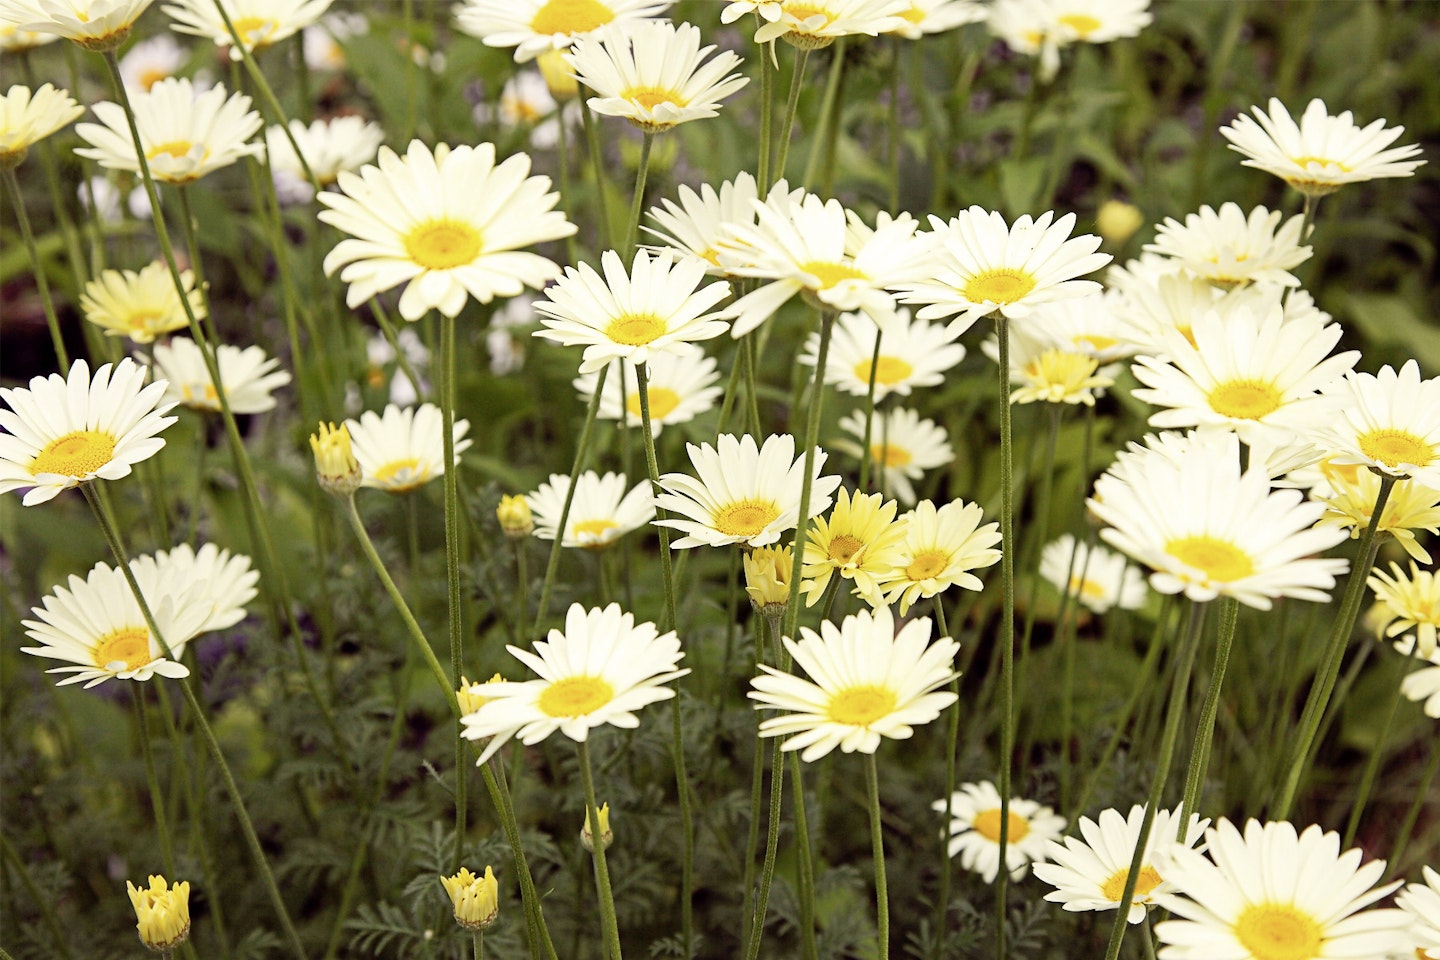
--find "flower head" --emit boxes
[0,0,156,49]
[127,875,191,951]
[497,495,534,538]
[644,173,802,278]
[526,471,654,549]
[1038,534,1146,614]
[800,308,966,402]
[154,337,291,414]
[266,115,384,188]
[886,0,985,39]
[309,421,361,496]
[163,0,334,58]
[801,488,908,606]
[1144,202,1310,290]
[1369,562,1440,659]
[118,33,187,92]
[873,498,1001,614]
[935,781,1066,882]
[1398,867,1440,959]
[581,802,613,851]
[751,0,908,49]
[1310,461,1440,564]
[457,673,506,715]
[0,83,84,168]
[744,544,793,614]
[1306,360,1440,489]
[1394,636,1440,720]
[440,866,498,930]
[837,407,954,506]
[572,346,722,437]
[80,261,204,343]
[454,0,672,62]
[344,403,470,493]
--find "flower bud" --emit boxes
[309,421,361,496]
[1096,200,1144,247]
[127,875,191,953]
[581,802,613,852]
[457,673,505,716]
[536,49,579,100]
[497,494,534,538]
[440,866,499,930]
[744,545,793,614]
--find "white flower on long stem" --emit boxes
[886,0,985,39]
[873,497,1001,614]
[118,33,187,91]
[983,323,1117,407]
[80,261,204,343]
[1306,360,1440,490]
[454,0,671,63]
[153,336,291,414]
[344,403,471,494]
[572,346,722,437]
[800,487,908,606]
[162,0,333,59]
[0,0,156,49]
[837,407,953,506]
[1308,460,1440,564]
[526,471,654,549]
[751,0,908,48]
[1144,202,1310,290]
[935,780,1066,882]
[801,308,965,401]
[1038,534,1146,614]
[0,83,84,167]
[645,173,802,278]
[265,115,384,187]
[1368,562,1440,659]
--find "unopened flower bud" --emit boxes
[497,494,534,538]
[127,875,191,953]
[458,673,505,716]
[581,802,613,852]
[1096,200,1144,247]
[440,866,499,930]
[536,49,578,100]
[309,421,361,496]
[744,545,793,614]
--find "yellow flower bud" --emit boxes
[744,545,793,614]
[440,866,499,930]
[497,494,534,538]
[1095,200,1144,247]
[309,421,361,497]
[581,802,613,852]
[458,673,505,716]
[127,875,191,953]
[536,49,578,100]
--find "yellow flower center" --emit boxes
[404,219,483,270]
[1208,379,1283,420]
[1358,429,1433,469]
[1100,865,1163,903]
[573,518,619,541]
[530,0,614,35]
[1074,333,1117,352]
[826,684,897,725]
[93,626,152,670]
[906,548,950,582]
[1068,576,1108,600]
[964,268,1036,305]
[785,2,835,25]
[1057,13,1102,36]
[1166,536,1255,583]
[625,387,681,420]
[898,4,925,24]
[603,312,668,347]
[180,382,220,408]
[1233,903,1323,960]
[1291,156,1349,172]
[871,443,912,467]
[854,356,914,387]
[801,260,867,290]
[374,457,427,490]
[30,429,117,478]
[537,675,614,717]
[146,140,201,160]
[137,67,169,91]
[713,498,781,538]
[827,534,866,564]
[127,310,163,332]
[622,86,688,111]
[972,808,1030,843]
[232,15,279,46]
[1022,349,1103,398]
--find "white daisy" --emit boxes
[0,18,60,52]
[751,0,909,49]
[800,308,966,402]
[0,83,84,168]
[872,497,1002,614]
[162,0,333,59]
[982,323,1117,407]
[75,78,264,184]
[130,541,259,634]
[645,174,807,278]
[934,780,1067,882]
[1038,533,1146,614]
[749,605,958,760]
[653,432,842,549]
[988,0,1151,81]
[1033,805,1207,923]
[837,407,954,505]
[1220,98,1426,197]
[1398,866,1440,959]
[800,487,909,606]
[343,402,472,493]
[1309,461,1440,565]
[80,261,204,343]
[571,346,722,437]
[886,0,985,40]
[302,10,363,71]
[118,33,188,92]
[1369,562,1440,660]
[265,115,384,187]
[153,336,291,414]
[526,471,654,549]
[460,602,688,764]
[0,358,177,506]
[1154,818,1410,960]
[318,140,575,320]
[473,70,566,150]
[454,0,672,63]
[1305,360,1440,490]
[0,0,155,49]
[1145,203,1310,290]
[532,248,731,374]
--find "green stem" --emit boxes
[134,689,178,877]
[744,734,786,960]
[789,753,818,960]
[1016,406,1062,761]
[579,95,615,249]
[1387,736,1439,880]
[577,741,624,960]
[553,96,579,267]
[439,312,468,870]
[1,827,76,960]
[370,302,426,404]
[801,39,847,191]
[772,48,811,187]
[858,326,883,492]
[740,618,770,949]
[934,598,958,952]
[757,30,775,191]
[1,166,69,367]
[783,310,835,640]
[483,760,558,960]
[1342,648,1409,848]
[1057,408,1096,812]
[624,133,654,258]
[994,315,1016,960]
[1179,597,1237,827]
[865,753,889,960]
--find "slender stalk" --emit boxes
[579,96,615,248]
[772,48,811,187]
[865,754,889,960]
[740,618,770,948]
[370,302,426,404]
[858,327,884,492]
[1057,408,1096,812]
[1179,598,1238,827]
[789,753,818,960]
[1342,649,1409,848]
[134,689,178,878]
[1387,737,1439,880]
[624,132,655,258]
[439,312,468,870]
[484,760,559,960]
[1,166,69,367]
[802,39,847,191]
[933,597,958,952]
[744,734,786,960]
[993,315,1017,959]
[757,30,775,191]
[577,742,624,960]
[783,310,835,640]
[1015,405,1062,762]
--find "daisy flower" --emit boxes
[901,206,1111,339]
[0,83,84,168]
[653,432,842,549]
[318,140,575,320]
[1088,429,1349,610]
[532,248,731,374]
[127,874,191,952]
[153,336,291,414]
[1310,461,1440,565]
[1033,805,1207,923]
[745,544,794,613]
[1369,562,1440,659]
[567,21,748,134]
[1306,360,1440,490]
[1023,291,1136,362]
[800,308,966,401]
[984,324,1116,407]
[748,605,958,760]
[1220,98,1426,197]
[454,0,671,63]
[162,0,333,59]
[526,471,654,549]
[1145,203,1310,290]
[0,18,60,52]
[131,541,259,633]
[874,497,1001,614]
[1398,867,1440,959]
[75,78,264,183]
[644,174,802,277]
[934,780,1066,882]
[265,115,384,187]
[80,261,204,343]
[343,402,471,493]
[837,407,954,506]
[0,358,177,506]
[800,488,908,606]
[1038,533,1146,614]
[473,70,567,150]
[886,0,985,40]
[989,0,1151,81]
[1154,819,1410,960]
[302,10,362,70]
[460,602,688,764]
[118,33,187,92]
[572,346,722,437]
[0,0,155,49]
[751,0,909,48]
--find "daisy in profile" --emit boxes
[343,403,471,493]
[645,174,802,277]
[572,346,722,437]
[265,115,384,188]
[988,0,1151,82]
[0,18,60,52]
[454,0,671,63]
[1088,429,1349,610]
[800,308,966,401]
[800,488,908,606]
[985,324,1116,407]
[1369,562,1440,659]
[118,33,187,92]
[133,541,259,633]
[1145,203,1310,290]
[153,337,290,414]
[751,0,908,48]
[1395,637,1440,719]
[654,432,842,549]
[1033,805,1207,923]
[1038,534,1146,614]
[0,83,84,168]
[567,21,748,134]
[526,471,654,549]
[934,780,1066,882]
[460,602,688,764]
[874,497,1001,614]
[76,78,264,184]
[886,0,985,40]
[1398,867,1440,958]
[901,206,1111,339]
[0,358,177,506]
[1220,98,1425,198]
[0,0,154,49]
[837,407,953,505]
[749,605,958,760]
[1307,360,1440,490]
[319,140,575,320]
[163,0,334,59]
[532,248,731,373]
[1309,461,1440,564]
[1154,819,1410,960]
[80,262,204,343]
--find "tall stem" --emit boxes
[789,753,818,960]
[577,741,624,960]
[1342,649,1409,848]
[993,315,1017,959]
[1,166,69,367]
[484,760,559,960]
[772,48,811,187]
[757,32,775,191]
[783,310,835,640]
[802,40,847,192]
[624,133,654,258]
[579,96,615,248]
[744,734,786,960]
[133,689,178,878]
[933,598,958,951]
[1387,736,1439,880]
[439,312,467,869]
[865,754,889,960]
[1179,597,1237,826]
[857,327,883,492]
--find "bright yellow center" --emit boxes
[1358,429,1433,469]
[31,430,117,478]
[1023,350,1102,395]
[827,534,865,564]
[374,457,425,489]
[871,443,912,467]
[404,219,483,270]
[626,387,681,420]
[801,260,867,290]
[713,499,781,538]
[1058,13,1102,36]
[826,684,897,725]
[786,2,835,25]
[530,0,614,35]
[1100,865,1163,903]
[1208,379,1283,420]
[180,383,219,407]
[1233,903,1323,960]
[906,549,950,581]
[622,86,687,111]
[137,68,169,91]
[573,518,619,541]
[537,675,614,717]
[603,313,668,347]
[127,310,163,331]
[146,140,198,160]
[899,4,925,23]
[972,809,1030,843]
[1166,536,1255,583]
[1069,576,1108,600]
[93,626,151,671]
[1292,155,1349,172]
[854,356,914,387]
[232,15,278,45]
[964,268,1036,305]
[1075,333,1118,351]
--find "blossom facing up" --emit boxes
[1038,534,1146,614]
[153,337,291,414]
[837,407,954,506]
[265,115,384,188]
[1144,202,1310,290]
[800,488,908,606]
[526,471,654,549]
[440,866,499,930]
[1307,360,1440,490]
[127,875,191,951]
[800,308,966,402]
[1369,562,1440,659]
[572,346,722,437]
[454,0,672,63]
[0,0,157,49]
[344,403,471,493]
[873,498,1002,614]
[935,780,1067,882]
[162,0,334,58]
[80,261,205,343]
[750,0,909,49]
[0,83,84,168]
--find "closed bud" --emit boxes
[457,673,505,716]
[581,802,613,852]
[1096,200,1144,247]
[744,545,793,614]
[309,421,361,496]
[127,875,191,953]
[440,866,499,930]
[536,49,578,100]
[497,494,534,538]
